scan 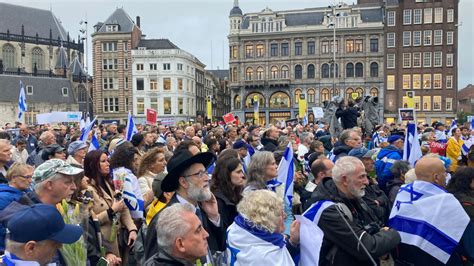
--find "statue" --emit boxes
[360,96,380,136]
[322,96,344,139]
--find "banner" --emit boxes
[406,91,415,109]
[146,109,157,126]
[223,112,236,124]
[35,112,83,124]
[207,96,212,122]
[312,107,324,119]
[299,94,307,119]
[159,118,176,126]
[253,95,259,125]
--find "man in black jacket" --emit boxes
[336,100,360,129]
[304,156,400,266]
[261,126,280,152]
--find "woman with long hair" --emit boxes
[244,151,279,192]
[137,147,167,210]
[448,167,474,219]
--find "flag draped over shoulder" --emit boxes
[112,167,144,219]
[298,200,335,266]
[88,134,100,152]
[17,80,27,120]
[403,123,422,167]
[125,111,138,141]
[277,142,294,209]
[388,181,470,264]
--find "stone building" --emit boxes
[207,69,232,121]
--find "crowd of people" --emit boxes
[0,118,471,266]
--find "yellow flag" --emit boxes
[206,96,212,122]
[253,95,259,125]
[298,94,307,119]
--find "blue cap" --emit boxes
[348,147,369,159]
[67,140,88,155]
[388,135,404,144]
[7,204,83,244]
[233,140,249,150]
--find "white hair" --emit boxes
[156,203,195,255]
[332,156,364,183]
[237,190,283,233]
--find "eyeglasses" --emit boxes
[183,170,208,179]
[16,175,33,180]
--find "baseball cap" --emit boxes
[232,140,249,149]
[388,135,404,144]
[7,204,83,244]
[67,140,88,155]
[33,159,83,183]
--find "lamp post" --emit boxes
[79,19,90,117]
[327,2,345,97]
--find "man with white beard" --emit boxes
[143,150,225,264]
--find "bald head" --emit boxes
[415,157,447,187]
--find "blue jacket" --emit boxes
[375,145,402,192]
[0,184,26,251]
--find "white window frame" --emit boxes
[433,51,443,67]
[434,8,443,23]
[387,75,395,90]
[446,98,453,111]
[446,53,454,67]
[403,74,411,90]
[413,74,421,89]
[433,96,442,111]
[62,87,68,96]
[423,74,432,89]
[387,33,396,48]
[403,53,411,68]
[423,52,432,67]
[414,9,422,24]
[413,31,422,46]
[447,9,454,23]
[403,31,411,47]
[424,8,432,24]
[26,85,33,95]
[403,9,412,25]
[446,31,454,45]
[423,96,431,111]
[387,54,396,69]
[387,11,396,26]
[413,52,422,68]
[446,75,453,89]
[424,30,432,46]
[433,74,442,89]
[434,30,443,45]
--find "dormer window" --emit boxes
[26,85,33,95]
[106,25,119,32]
[62,87,69,96]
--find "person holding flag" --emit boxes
[17,80,27,121]
[125,111,138,142]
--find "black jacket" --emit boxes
[305,177,400,266]
[261,137,279,152]
[144,250,186,266]
[332,143,352,161]
[144,194,226,261]
[363,181,391,225]
[336,107,359,129]
[386,178,404,207]
[214,190,237,230]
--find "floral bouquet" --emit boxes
[57,200,87,266]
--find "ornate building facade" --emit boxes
[228,1,385,126]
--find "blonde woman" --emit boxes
[137,147,167,210]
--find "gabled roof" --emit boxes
[97,8,136,33]
[0,75,76,104]
[69,57,86,77]
[136,39,179,50]
[0,2,68,40]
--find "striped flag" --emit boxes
[17,80,27,120]
[471,118,474,131]
[112,167,144,219]
[125,111,138,141]
[276,142,294,208]
[88,133,100,152]
[80,116,97,142]
[447,119,457,137]
[403,123,423,167]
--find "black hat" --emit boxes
[161,150,216,192]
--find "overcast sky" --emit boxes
[2,0,473,90]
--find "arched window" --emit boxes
[270,92,290,108]
[307,89,315,103]
[320,88,330,103]
[356,87,364,98]
[370,87,379,97]
[245,92,265,108]
[234,95,242,109]
[256,66,264,80]
[321,64,329,78]
[32,48,44,70]
[2,44,16,69]
[330,63,339,78]
[346,88,354,101]
[370,62,379,77]
[281,65,289,79]
[295,89,302,104]
[245,67,253,81]
[294,65,302,79]
[271,66,278,79]
[307,64,315,79]
[232,67,237,82]
[346,63,354,78]
[355,62,364,77]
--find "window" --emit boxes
[446,75,453,88]
[281,43,289,56]
[321,64,330,78]
[150,79,158,91]
[346,63,354,78]
[271,66,278,79]
[295,42,302,56]
[414,96,421,111]
[164,98,171,114]
[403,32,411,47]
[413,74,421,89]
[447,9,454,23]
[446,53,454,67]
[103,98,119,112]
[403,53,412,68]
[295,65,302,79]
[433,96,442,111]
[355,40,363,53]
[234,96,241,109]
[178,98,183,115]
[330,41,338,53]
[434,30,443,45]
[31,48,44,70]
[413,53,422,67]
[245,45,253,58]
[136,78,144,91]
[163,78,171,90]
[446,98,453,111]
[102,59,117,70]
[61,87,68,96]
[320,89,330,103]
[434,52,442,67]
[308,89,315,103]
[387,54,396,69]
[423,74,432,89]
[256,67,264,80]
[106,25,118,32]
[149,63,157,71]
[403,75,411,90]
[433,74,442,89]
[424,8,432,24]
[136,98,145,115]
[136,64,144,71]
[388,11,396,26]
[414,9,422,24]
[245,67,253,80]
[230,46,238,59]
[124,58,128,70]
[232,67,237,82]
[434,8,443,23]
[321,41,329,54]
[370,62,378,77]
[423,96,431,111]
[307,64,315,79]
[387,33,396,48]
[178,78,183,90]
[103,78,115,90]
[270,43,278,57]
[295,89,302,104]
[163,63,171,70]
[423,52,432,67]
[102,42,117,52]
[346,88,354,100]
[446,32,454,45]
[330,63,339,78]
[150,98,158,111]
[281,66,289,79]
[424,30,432,46]
[256,44,264,57]
[387,75,395,90]
[355,63,363,78]
[370,87,379,97]
[346,40,354,53]
[403,9,412,25]
[123,41,128,51]
[370,39,378,52]
[125,76,129,90]
[413,31,422,46]
[26,85,33,95]
[270,92,290,108]
[307,41,315,55]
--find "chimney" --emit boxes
[136,16,141,28]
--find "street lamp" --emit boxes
[79,19,90,117]
[327,2,346,98]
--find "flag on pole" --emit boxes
[447,119,457,137]
[79,119,85,131]
[253,95,259,125]
[17,80,27,121]
[276,142,294,208]
[88,133,100,152]
[80,116,97,142]
[403,122,423,167]
[125,111,138,141]
[471,118,474,131]
[302,112,308,126]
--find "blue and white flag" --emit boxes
[389,180,470,264]
[298,200,335,266]
[207,162,216,176]
[403,123,422,167]
[88,133,100,152]
[302,113,308,126]
[277,142,294,208]
[462,135,474,155]
[327,148,336,163]
[125,111,138,141]
[447,119,457,138]
[112,167,144,219]
[17,80,27,121]
[226,214,294,266]
[243,145,255,172]
[79,119,85,132]
[80,116,97,142]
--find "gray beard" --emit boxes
[187,181,212,202]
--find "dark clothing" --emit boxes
[304,177,400,266]
[0,185,25,251]
[261,137,279,152]
[363,182,391,224]
[336,107,359,129]
[144,250,186,266]
[332,143,353,161]
[144,194,226,261]
[214,190,238,230]
[375,145,403,192]
[453,191,474,220]
[0,166,8,184]
[386,178,404,207]
[13,134,38,154]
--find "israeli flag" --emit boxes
[462,135,474,155]
[298,200,335,266]
[243,145,255,172]
[403,123,422,167]
[207,162,216,175]
[79,119,85,132]
[302,113,308,126]
[277,142,294,209]
[88,133,100,153]
[327,148,336,163]
[389,180,470,264]
[447,119,457,138]
[80,116,97,142]
[125,111,138,141]
[112,167,144,219]
[17,80,27,120]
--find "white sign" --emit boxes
[312,107,324,119]
[159,118,176,126]
[35,112,82,124]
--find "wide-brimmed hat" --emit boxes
[161,150,216,192]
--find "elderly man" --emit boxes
[184,126,195,141]
[13,125,37,154]
[0,140,12,184]
[332,129,362,161]
[3,204,83,265]
[27,131,56,167]
[145,204,209,265]
[304,156,400,265]
[261,126,280,152]
[297,132,314,163]
[144,150,225,263]
[66,140,88,167]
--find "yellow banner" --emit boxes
[253,95,259,125]
[298,94,307,119]
[207,97,212,122]
[406,92,414,109]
